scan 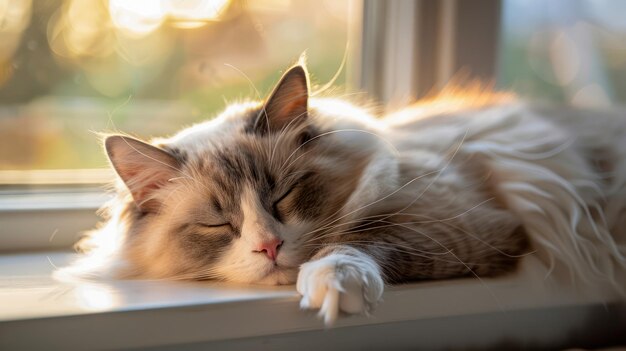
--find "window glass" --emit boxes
[499,0,626,106]
[0,0,354,170]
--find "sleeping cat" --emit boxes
[59,63,626,325]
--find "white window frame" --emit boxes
[0,170,113,251]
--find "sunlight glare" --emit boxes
[74,283,118,311]
[0,0,31,34]
[109,0,164,37]
[164,0,231,29]
[0,0,32,62]
[109,0,231,35]
[48,0,114,60]
[549,30,580,86]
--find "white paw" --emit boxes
[296,253,384,326]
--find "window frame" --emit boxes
[0,171,112,251]
[356,0,502,107]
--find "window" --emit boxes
[499,0,626,106]
[0,0,355,172]
[356,0,626,109]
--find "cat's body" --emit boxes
[59,65,626,325]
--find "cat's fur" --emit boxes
[58,64,626,325]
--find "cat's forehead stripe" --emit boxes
[214,148,259,184]
[211,145,274,191]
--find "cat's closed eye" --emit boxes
[198,222,232,230]
[273,185,299,221]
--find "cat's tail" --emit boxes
[487,156,626,288]
[465,106,626,293]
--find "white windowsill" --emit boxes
[1,251,624,350]
[0,188,109,252]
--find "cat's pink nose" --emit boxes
[254,238,283,261]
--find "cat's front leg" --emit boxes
[296,245,384,325]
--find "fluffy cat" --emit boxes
[59,63,626,325]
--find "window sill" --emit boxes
[1,252,624,350]
[0,188,108,252]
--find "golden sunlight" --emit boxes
[108,0,164,37]
[48,0,114,59]
[163,0,231,29]
[0,0,31,84]
[109,0,231,36]
[0,0,31,36]
[74,283,118,311]
[0,0,32,34]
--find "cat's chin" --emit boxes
[254,266,298,285]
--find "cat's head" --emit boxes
[80,65,394,284]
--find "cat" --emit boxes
[58,63,626,325]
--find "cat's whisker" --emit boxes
[299,194,533,262]
[104,94,133,134]
[305,226,530,263]
[387,221,505,309]
[263,89,317,167]
[301,241,462,265]
[300,238,498,268]
[224,63,274,162]
[279,128,400,173]
[301,169,443,238]
[308,132,469,234]
[155,183,187,218]
[304,216,533,260]
[168,262,234,281]
[421,217,537,259]
[310,41,349,97]
[118,135,185,175]
[321,91,369,100]
[114,136,219,200]
[269,109,306,170]
[356,197,495,229]
[302,235,451,256]
[373,131,469,226]
[224,63,263,100]
[300,197,496,243]
[282,169,312,180]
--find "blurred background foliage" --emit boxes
[499,0,626,106]
[0,0,352,170]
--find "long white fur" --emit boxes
[391,102,626,290]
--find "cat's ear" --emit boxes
[105,135,180,212]
[257,65,309,133]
